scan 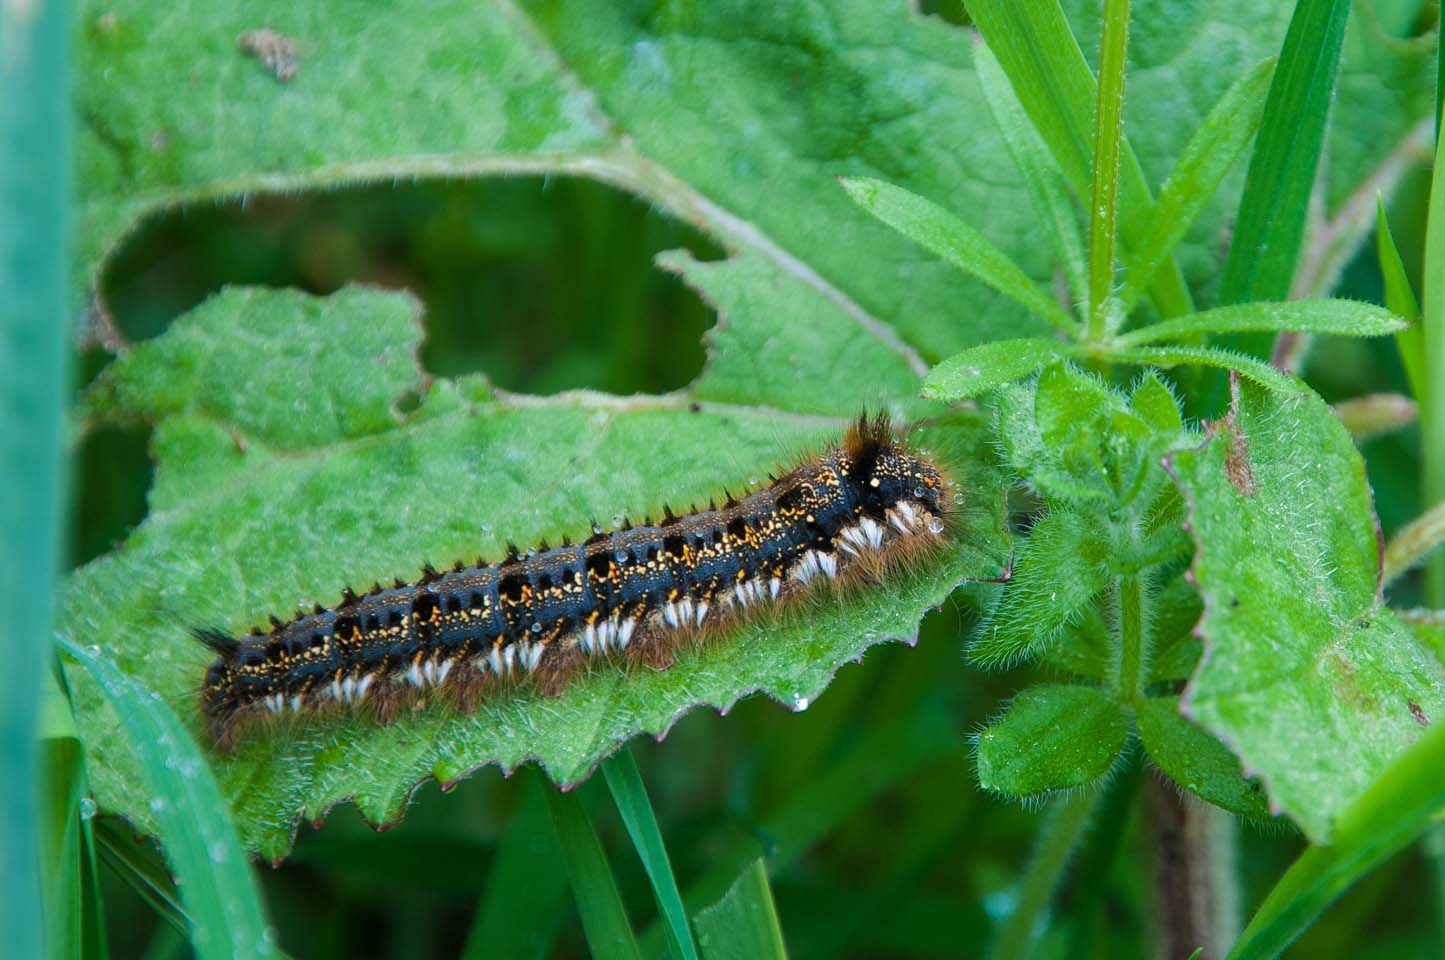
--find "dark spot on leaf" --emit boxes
[1410,700,1430,726]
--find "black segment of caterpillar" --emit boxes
[198,413,957,750]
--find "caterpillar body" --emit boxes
[199,414,956,749]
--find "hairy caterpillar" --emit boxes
[199,414,956,750]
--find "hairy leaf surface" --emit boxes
[1168,379,1445,841]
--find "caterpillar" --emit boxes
[198,413,956,750]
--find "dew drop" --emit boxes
[85,644,101,657]
[614,549,629,563]
[530,622,542,633]
[611,514,625,528]
[209,841,230,863]
[927,516,945,534]
[149,796,167,814]
[79,797,97,821]
[913,486,926,498]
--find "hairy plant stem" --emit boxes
[1114,571,1148,703]
[989,790,1101,960]
[1146,776,1239,959]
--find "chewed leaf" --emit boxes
[61,287,1011,860]
[1167,378,1445,841]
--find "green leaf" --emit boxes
[976,684,1127,797]
[968,0,1194,318]
[922,339,1077,402]
[61,287,1011,860]
[1118,58,1275,312]
[692,860,787,960]
[602,749,698,960]
[58,639,275,960]
[1116,299,1408,347]
[1108,345,1302,395]
[1228,719,1445,960]
[1136,696,1270,820]
[1217,0,1350,323]
[1167,379,1445,841]
[2,0,70,951]
[76,2,1079,371]
[545,785,643,960]
[972,510,1110,666]
[1419,120,1445,603]
[839,177,1078,333]
[1377,195,1425,403]
[975,39,1088,308]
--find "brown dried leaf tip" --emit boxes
[239,28,299,82]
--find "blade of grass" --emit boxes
[544,784,644,960]
[1423,113,1445,604]
[1216,0,1351,353]
[602,748,699,960]
[1228,716,1445,959]
[693,859,788,960]
[1119,58,1277,314]
[94,819,188,937]
[39,667,107,960]
[1377,195,1424,402]
[461,771,568,960]
[967,0,1194,319]
[838,177,1078,333]
[975,38,1088,309]
[1116,299,1406,346]
[0,0,71,955]
[58,639,276,960]
[1087,0,1130,339]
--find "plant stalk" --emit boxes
[1087,0,1131,341]
[1146,775,1239,960]
[989,790,1100,960]
[1115,572,1148,703]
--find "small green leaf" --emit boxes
[972,510,1110,666]
[1147,576,1204,683]
[1130,373,1185,436]
[1218,0,1351,337]
[1229,719,1445,960]
[1168,379,1445,841]
[692,860,787,960]
[1119,58,1276,312]
[839,177,1078,333]
[976,684,1127,797]
[1109,345,1302,395]
[59,639,276,960]
[1378,196,1426,404]
[1117,300,1407,347]
[923,339,1077,402]
[546,785,643,960]
[1137,696,1270,820]
[975,39,1087,308]
[1084,0,1129,336]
